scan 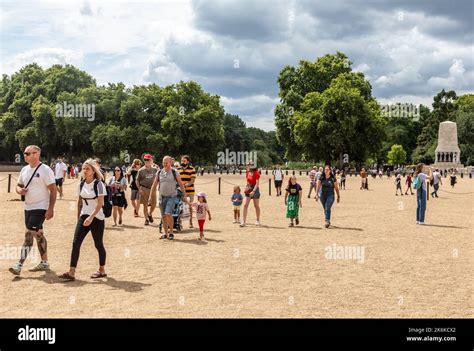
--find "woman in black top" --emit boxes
[315,165,341,228]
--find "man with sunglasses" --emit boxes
[9,145,57,275]
[136,154,158,226]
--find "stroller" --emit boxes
[159,189,188,233]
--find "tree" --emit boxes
[275,52,385,165]
[387,144,407,165]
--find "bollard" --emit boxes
[8,174,12,193]
[292,170,295,175]
[227,169,229,174]
[286,170,288,176]
[306,171,309,176]
[269,178,271,196]
[461,172,463,178]
[299,171,302,176]
[266,170,268,175]
[218,177,221,195]
[233,169,235,174]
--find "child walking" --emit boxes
[285,176,302,227]
[395,173,403,196]
[192,192,211,240]
[231,186,243,223]
[405,174,414,195]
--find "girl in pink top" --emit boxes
[191,192,211,240]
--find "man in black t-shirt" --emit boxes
[127,159,142,217]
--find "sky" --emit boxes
[1,0,473,130]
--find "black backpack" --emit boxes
[79,179,113,218]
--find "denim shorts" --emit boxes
[160,196,177,216]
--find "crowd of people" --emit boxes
[8,144,461,280]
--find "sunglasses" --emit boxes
[115,169,121,172]
[23,152,37,156]
[144,159,151,162]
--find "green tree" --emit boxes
[387,144,407,165]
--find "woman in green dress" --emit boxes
[285,176,303,227]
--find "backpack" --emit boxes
[413,175,422,190]
[157,168,179,189]
[80,179,113,218]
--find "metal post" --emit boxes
[218,177,221,195]
[8,174,11,193]
[269,178,271,196]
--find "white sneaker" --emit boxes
[239,222,246,227]
[233,220,238,224]
[419,222,425,225]
[9,262,22,275]
[29,261,50,272]
[255,221,261,226]
[416,221,420,225]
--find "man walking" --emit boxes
[151,156,188,240]
[54,156,67,199]
[9,145,57,275]
[136,154,158,226]
[431,168,443,198]
[272,165,284,196]
[179,155,196,228]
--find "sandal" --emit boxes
[289,223,294,227]
[160,234,167,240]
[91,271,107,279]
[295,218,299,225]
[58,272,75,281]
[168,233,174,240]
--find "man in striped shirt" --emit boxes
[179,155,196,228]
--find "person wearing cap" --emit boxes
[136,154,158,226]
[191,191,211,240]
[151,155,188,240]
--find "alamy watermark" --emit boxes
[56,102,95,121]
[381,103,420,121]
[217,149,258,167]
[325,243,365,264]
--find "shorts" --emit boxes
[233,205,241,211]
[131,189,140,201]
[112,194,125,207]
[274,180,283,188]
[140,187,157,207]
[160,196,177,216]
[24,209,46,231]
[55,178,64,186]
[245,186,261,199]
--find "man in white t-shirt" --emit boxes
[9,145,57,276]
[431,168,443,198]
[54,157,67,199]
[272,165,284,196]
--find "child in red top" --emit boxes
[191,192,211,240]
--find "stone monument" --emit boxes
[434,121,462,168]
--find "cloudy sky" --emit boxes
[1,0,473,130]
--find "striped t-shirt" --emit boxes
[179,165,196,195]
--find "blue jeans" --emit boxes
[416,188,426,222]
[320,193,335,221]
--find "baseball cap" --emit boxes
[197,192,206,198]
[143,153,153,160]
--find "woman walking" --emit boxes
[109,166,127,226]
[127,159,142,217]
[240,160,261,227]
[315,165,341,228]
[413,163,433,225]
[58,159,107,281]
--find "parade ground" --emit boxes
[0,173,472,318]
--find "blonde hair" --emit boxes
[81,158,104,181]
[234,185,241,192]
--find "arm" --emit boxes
[150,173,159,193]
[284,189,288,204]
[207,207,212,221]
[16,183,27,196]
[298,189,303,207]
[315,180,321,200]
[45,183,57,220]
[334,179,340,203]
[175,172,188,201]
[84,195,104,227]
